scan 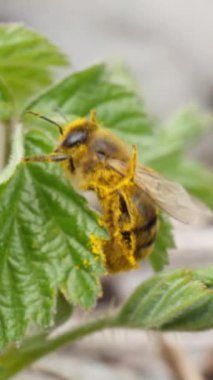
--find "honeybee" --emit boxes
[23,110,211,273]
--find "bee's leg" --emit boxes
[22,154,69,163]
[85,145,138,199]
[90,109,97,123]
[89,109,99,130]
[112,144,138,185]
[125,144,137,182]
[89,234,108,271]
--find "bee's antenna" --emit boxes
[27,111,64,135]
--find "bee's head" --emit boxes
[28,111,98,166]
[55,111,99,161]
[27,110,98,161]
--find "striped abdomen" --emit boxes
[119,185,158,261]
[100,184,158,273]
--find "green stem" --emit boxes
[0,317,115,380]
[2,119,14,167]
[39,317,112,354]
[3,121,10,166]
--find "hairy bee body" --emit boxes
[57,125,158,272]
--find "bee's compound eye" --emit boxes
[62,128,88,148]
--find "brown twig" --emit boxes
[156,333,204,380]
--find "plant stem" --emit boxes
[2,118,15,168]
[38,317,112,355]
[0,317,114,380]
[3,121,11,166]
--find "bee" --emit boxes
[23,110,211,273]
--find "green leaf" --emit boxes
[116,268,213,330]
[167,160,213,210]
[140,108,213,210]
[25,64,152,135]
[107,60,139,92]
[149,214,175,272]
[139,108,212,163]
[194,267,213,289]
[0,23,68,113]
[54,292,73,328]
[0,160,105,348]
[156,107,212,154]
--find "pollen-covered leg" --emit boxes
[103,144,138,194]
[89,234,107,269]
[126,144,137,182]
[88,146,138,200]
[89,110,99,132]
[114,144,137,188]
[89,109,98,124]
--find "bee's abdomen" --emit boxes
[97,184,158,273]
[133,214,158,259]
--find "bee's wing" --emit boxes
[109,159,212,225]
